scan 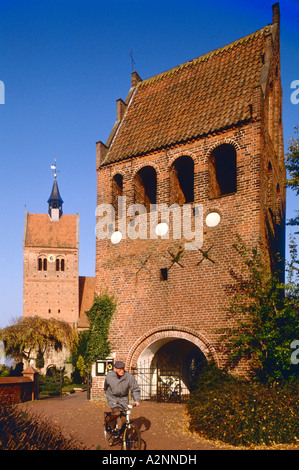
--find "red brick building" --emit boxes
[92,4,285,398]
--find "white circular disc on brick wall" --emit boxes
[111,231,122,244]
[205,212,221,227]
[155,222,169,237]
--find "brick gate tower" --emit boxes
[92,4,285,399]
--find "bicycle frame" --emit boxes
[104,403,141,450]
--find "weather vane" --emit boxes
[50,159,59,179]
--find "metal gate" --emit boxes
[38,367,64,399]
[133,364,189,403]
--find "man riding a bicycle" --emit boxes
[104,360,141,434]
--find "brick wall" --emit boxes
[0,377,34,405]
[23,247,79,324]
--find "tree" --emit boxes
[0,316,75,367]
[219,239,299,384]
[287,234,299,284]
[285,127,299,281]
[285,126,299,230]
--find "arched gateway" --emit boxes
[127,327,218,402]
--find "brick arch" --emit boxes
[126,326,219,370]
[168,151,197,168]
[205,138,241,162]
[132,161,161,178]
[111,169,126,180]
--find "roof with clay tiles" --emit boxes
[24,212,79,248]
[102,24,274,165]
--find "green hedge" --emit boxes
[186,365,299,447]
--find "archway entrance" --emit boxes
[134,338,207,402]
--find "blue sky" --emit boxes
[0,0,298,329]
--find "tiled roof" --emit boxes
[103,25,271,165]
[24,213,79,248]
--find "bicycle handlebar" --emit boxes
[114,403,137,412]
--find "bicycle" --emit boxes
[104,404,141,450]
[159,375,181,401]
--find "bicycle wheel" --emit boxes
[104,422,120,447]
[123,423,141,450]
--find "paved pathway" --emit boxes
[20,391,224,451]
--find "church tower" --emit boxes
[23,166,80,325]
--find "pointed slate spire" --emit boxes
[48,179,63,221]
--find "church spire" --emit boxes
[48,160,63,221]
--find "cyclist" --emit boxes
[104,360,141,434]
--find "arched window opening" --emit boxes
[209,144,237,198]
[170,156,194,205]
[38,257,48,271]
[56,258,65,272]
[112,174,123,212]
[134,166,157,211]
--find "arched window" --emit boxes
[134,166,157,211]
[209,144,237,198]
[56,258,65,272]
[170,155,194,205]
[112,173,123,212]
[38,256,48,271]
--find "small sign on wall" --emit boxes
[96,359,114,376]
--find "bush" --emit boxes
[186,365,299,447]
[38,375,61,397]
[0,364,10,377]
[0,404,85,450]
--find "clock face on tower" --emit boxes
[47,254,56,263]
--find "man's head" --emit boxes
[114,360,125,376]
